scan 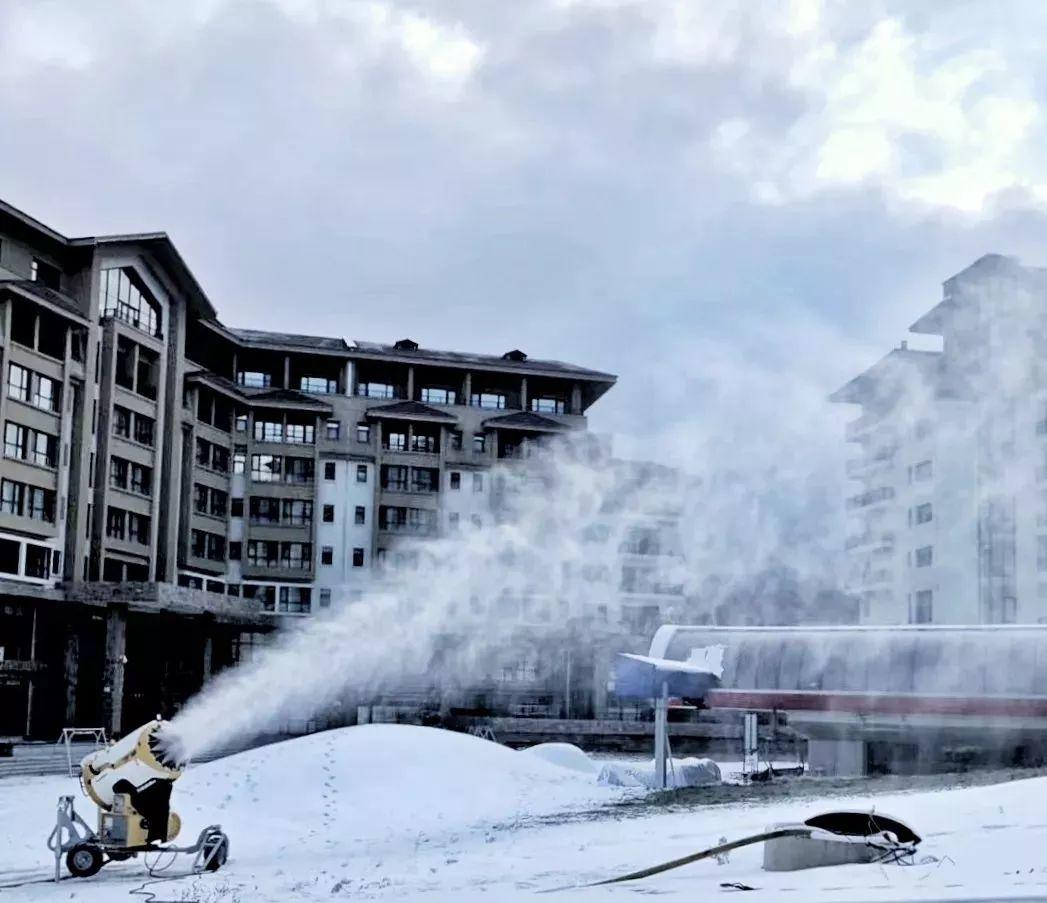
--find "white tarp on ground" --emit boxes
[598,756,722,789]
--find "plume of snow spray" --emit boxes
[162,434,845,760]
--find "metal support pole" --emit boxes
[654,680,668,789]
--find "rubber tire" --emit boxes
[66,843,104,878]
[201,834,228,871]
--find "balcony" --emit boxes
[845,531,895,551]
[845,413,882,442]
[378,522,437,537]
[846,487,895,510]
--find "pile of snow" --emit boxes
[170,724,622,854]
[520,742,598,774]
[599,756,721,789]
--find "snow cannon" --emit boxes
[46,719,229,881]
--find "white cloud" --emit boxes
[708,11,1043,213]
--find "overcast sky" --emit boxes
[2,0,1047,463]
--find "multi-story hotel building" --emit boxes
[0,197,615,738]
[832,254,1047,626]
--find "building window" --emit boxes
[356,423,371,443]
[914,502,932,524]
[235,413,248,432]
[31,257,61,289]
[530,397,565,414]
[106,507,127,540]
[386,430,407,452]
[450,430,462,450]
[251,453,281,482]
[249,497,280,524]
[321,546,334,565]
[130,462,152,496]
[914,545,933,567]
[3,422,25,460]
[473,472,483,493]
[229,541,242,560]
[282,499,313,525]
[247,540,280,567]
[421,387,457,405]
[254,420,283,443]
[358,382,397,399]
[913,589,933,623]
[449,512,459,528]
[127,511,150,545]
[278,586,311,613]
[25,544,51,579]
[450,471,461,491]
[0,479,23,516]
[32,374,60,413]
[471,392,506,410]
[285,423,315,444]
[324,461,336,481]
[410,433,437,453]
[471,514,482,528]
[301,376,337,394]
[113,406,132,439]
[322,504,335,523]
[352,547,364,567]
[354,505,366,525]
[911,460,933,483]
[473,434,486,454]
[325,420,341,440]
[7,364,30,403]
[237,371,271,388]
[356,464,367,483]
[319,588,332,608]
[231,498,244,517]
[134,414,155,447]
[383,464,408,492]
[233,447,247,474]
[100,267,162,336]
[281,542,311,569]
[112,457,130,491]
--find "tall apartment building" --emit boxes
[832,254,1047,625]
[0,197,615,738]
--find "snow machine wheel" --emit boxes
[66,843,104,878]
[201,833,228,871]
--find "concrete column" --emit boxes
[24,605,38,737]
[463,373,472,406]
[570,383,582,415]
[283,355,291,390]
[407,366,415,401]
[520,377,528,411]
[103,606,128,736]
[201,632,214,684]
[63,629,79,725]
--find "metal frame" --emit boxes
[47,795,228,882]
[55,728,108,777]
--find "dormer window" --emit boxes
[502,349,527,362]
[394,338,419,351]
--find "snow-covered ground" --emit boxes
[1,724,1046,902]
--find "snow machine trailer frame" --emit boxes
[47,795,229,881]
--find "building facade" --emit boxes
[0,197,616,738]
[832,254,1047,625]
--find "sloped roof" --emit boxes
[226,327,351,354]
[482,411,569,431]
[364,400,457,421]
[829,347,942,404]
[0,279,89,322]
[350,339,615,381]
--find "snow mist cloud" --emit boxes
[165,427,847,760]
